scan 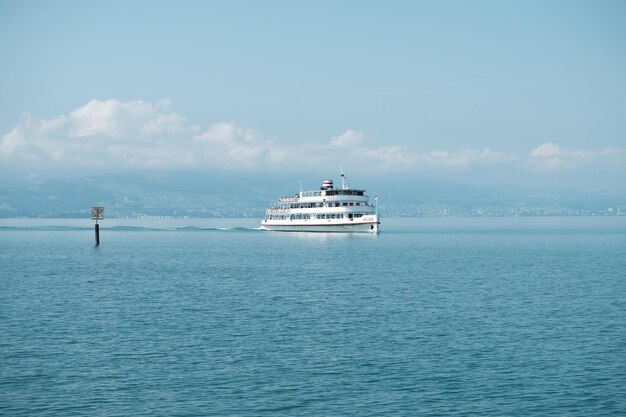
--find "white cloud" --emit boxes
[194,122,256,144]
[193,122,275,170]
[355,144,418,170]
[0,127,25,158]
[0,99,195,170]
[330,129,364,148]
[527,142,626,172]
[64,99,187,138]
[530,142,560,158]
[418,148,509,169]
[32,99,189,140]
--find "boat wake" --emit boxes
[0,225,263,233]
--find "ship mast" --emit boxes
[340,162,349,190]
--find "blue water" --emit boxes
[1,217,625,416]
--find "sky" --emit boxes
[1,0,625,190]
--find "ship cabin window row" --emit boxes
[288,202,367,209]
[300,190,365,197]
[290,202,324,209]
[324,190,364,196]
[266,215,290,220]
[266,213,369,220]
[314,213,367,219]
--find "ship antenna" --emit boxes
[340,162,349,190]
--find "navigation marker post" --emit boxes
[91,207,104,246]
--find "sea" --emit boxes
[1,217,625,416]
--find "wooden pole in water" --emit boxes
[91,206,103,246]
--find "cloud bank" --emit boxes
[1,99,624,179]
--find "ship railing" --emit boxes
[278,196,299,203]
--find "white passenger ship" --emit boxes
[260,172,379,233]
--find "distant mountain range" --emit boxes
[0,171,624,218]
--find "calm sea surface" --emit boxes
[1,217,625,416]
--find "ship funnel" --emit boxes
[322,179,333,189]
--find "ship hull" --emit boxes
[260,220,379,233]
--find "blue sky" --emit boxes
[1,1,625,189]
